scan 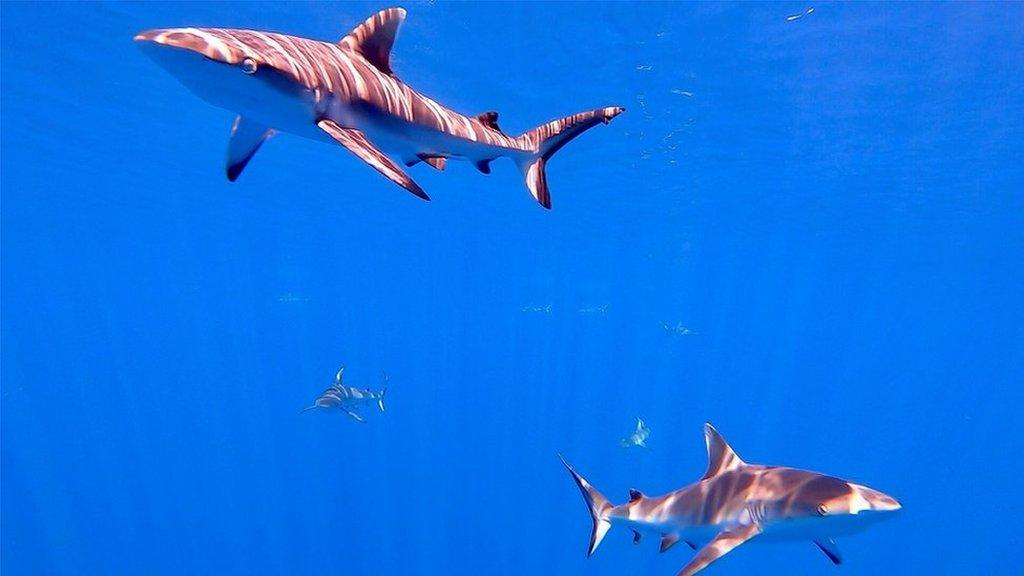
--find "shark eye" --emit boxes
[241,58,258,75]
[817,504,829,516]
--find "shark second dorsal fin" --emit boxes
[628,488,643,502]
[476,111,503,133]
[339,7,406,75]
[701,423,745,480]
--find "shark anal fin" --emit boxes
[631,530,642,545]
[226,116,275,181]
[317,120,429,201]
[339,7,406,75]
[474,160,492,174]
[629,488,644,502]
[660,533,681,553]
[814,538,842,565]
[476,111,503,133]
[677,523,762,576]
[418,154,447,171]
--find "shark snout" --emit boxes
[134,28,246,65]
[852,484,901,513]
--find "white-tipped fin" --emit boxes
[701,423,745,480]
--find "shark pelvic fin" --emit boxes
[701,423,746,480]
[418,155,447,171]
[339,7,406,75]
[559,455,612,557]
[631,530,642,545]
[226,116,275,182]
[677,523,762,576]
[814,538,842,565]
[474,160,493,174]
[660,533,681,553]
[476,111,503,133]
[317,120,429,201]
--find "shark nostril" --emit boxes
[241,57,258,75]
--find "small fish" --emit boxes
[786,7,815,22]
[662,321,697,336]
[277,292,309,303]
[620,417,650,448]
[671,89,694,97]
[302,367,387,423]
[578,304,609,315]
[522,304,553,314]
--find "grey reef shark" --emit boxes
[560,423,900,576]
[301,367,386,423]
[134,7,625,208]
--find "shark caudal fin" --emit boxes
[516,106,625,209]
[559,454,613,557]
[377,372,388,412]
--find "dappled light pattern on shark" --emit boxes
[561,423,901,575]
[134,7,624,208]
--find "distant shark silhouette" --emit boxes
[561,423,900,575]
[135,7,624,208]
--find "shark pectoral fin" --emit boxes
[631,530,642,545]
[814,538,842,565]
[660,533,681,553]
[338,7,405,75]
[342,408,366,423]
[677,523,762,576]
[226,116,275,181]
[317,120,429,201]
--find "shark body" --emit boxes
[561,423,900,576]
[135,7,624,208]
[620,417,650,448]
[302,368,386,423]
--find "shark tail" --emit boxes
[378,372,388,412]
[516,106,625,209]
[559,454,613,557]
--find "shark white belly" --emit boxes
[561,423,901,575]
[135,7,624,208]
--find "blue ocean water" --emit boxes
[2,2,1022,574]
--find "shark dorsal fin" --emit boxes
[701,423,745,480]
[339,7,407,75]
